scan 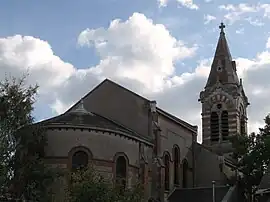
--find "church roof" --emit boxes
[167,185,229,202]
[66,79,198,133]
[37,101,152,144]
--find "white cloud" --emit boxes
[78,13,197,93]
[0,35,75,95]
[176,0,198,10]
[245,17,264,26]
[235,27,244,34]
[1,13,270,143]
[157,0,198,10]
[219,3,270,24]
[204,14,216,24]
[158,0,168,7]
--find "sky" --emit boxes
[1,0,270,143]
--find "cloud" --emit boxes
[157,0,198,10]
[176,0,198,10]
[219,3,270,24]
[204,14,216,24]
[1,13,270,143]
[235,27,244,34]
[78,13,197,93]
[158,0,168,7]
[0,35,75,96]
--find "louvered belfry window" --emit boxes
[221,111,229,140]
[211,112,219,142]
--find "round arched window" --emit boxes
[72,151,89,170]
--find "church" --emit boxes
[38,23,249,202]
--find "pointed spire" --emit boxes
[205,23,240,88]
[70,99,94,116]
[214,22,232,60]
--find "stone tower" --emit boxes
[198,23,249,155]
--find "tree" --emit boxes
[66,165,144,202]
[0,75,61,201]
[230,114,270,201]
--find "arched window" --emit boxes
[173,146,180,186]
[115,156,127,189]
[221,111,229,140]
[140,162,146,185]
[211,112,219,142]
[72,151,89,170]
[164,153,170,191]
[182,159,188,188]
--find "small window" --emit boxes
[217,103,222,109]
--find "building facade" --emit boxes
[38,23,248,202]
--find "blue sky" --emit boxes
[1,0,270,141]
[1,0,268,70]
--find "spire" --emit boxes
[205,23,239,88]
[70,99,93,116]
[214,22,232,60]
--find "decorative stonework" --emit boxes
[199,23,249,155]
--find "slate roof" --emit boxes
[167,185,229,202]
[37,102,152,144]
[66,79,198,134]
[205,23,240,89]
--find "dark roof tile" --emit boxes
[168,186,229,202]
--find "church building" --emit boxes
[38,23,248,202]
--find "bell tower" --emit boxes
[198,23,249,155]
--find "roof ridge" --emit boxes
[66,78,197,133]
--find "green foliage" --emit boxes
[66,165,144,202]
[0,74,61,201]
[230,114,270,200]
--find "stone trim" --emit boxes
[46,125,153,147]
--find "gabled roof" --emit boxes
[194,143,237,169]
[66,78,197,133]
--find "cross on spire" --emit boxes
[219,22,225,33]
